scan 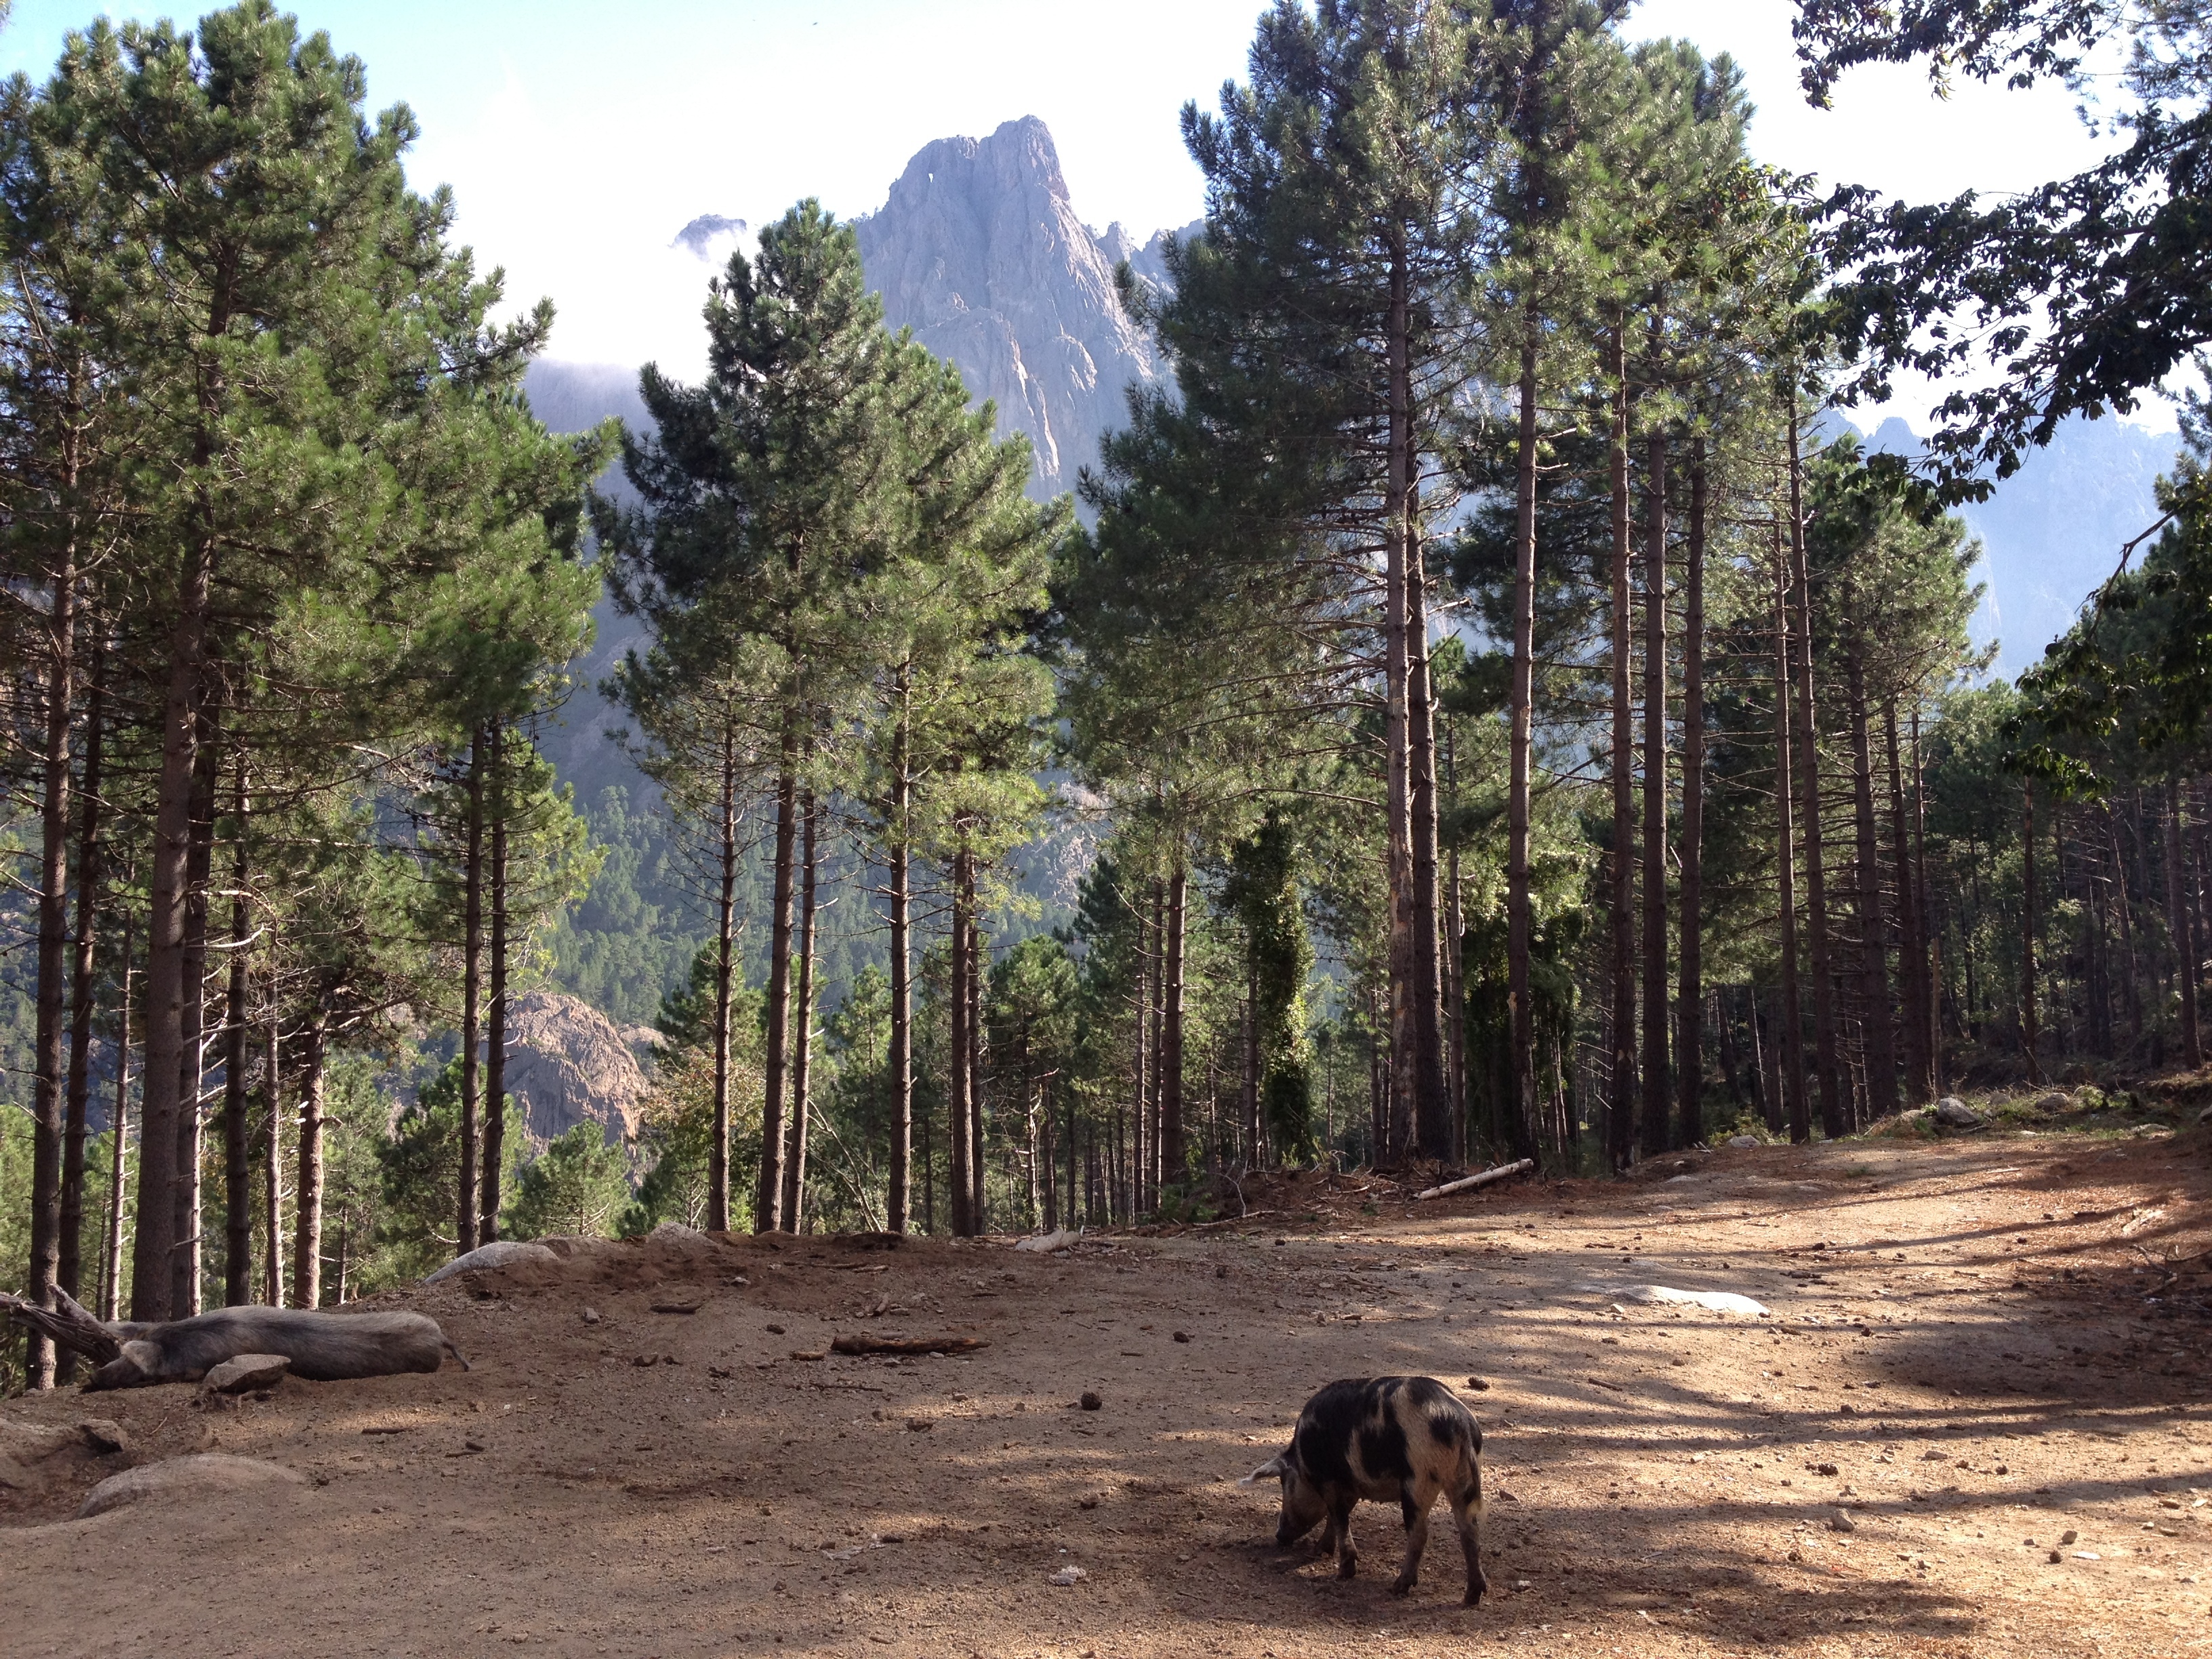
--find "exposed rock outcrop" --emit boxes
[854,116,1167,499]
[503,989,651,1149]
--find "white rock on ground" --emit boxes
[201,1353,290,1394]
[77,1454,306,1519]
[1934,1097,1983,1128]
[1578,1283,1769,1317]
[423,1240,560,1283]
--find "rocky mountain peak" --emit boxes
[854,116,1162,499]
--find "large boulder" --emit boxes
[202,1353,290,1394]
[77,1454,304,1519]
[423,1239,560,1284]
[1934,1097,1983,1129]
[502,989,651,1151]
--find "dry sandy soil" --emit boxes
[6,1130,2212,1659]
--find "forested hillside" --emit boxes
[10,0,2212,1404]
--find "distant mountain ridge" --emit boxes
[1851,413,2181,676]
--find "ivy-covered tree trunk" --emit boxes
[1675,445,1708,1151]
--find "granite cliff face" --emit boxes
[853,116,1172,499]
[501,989,656,1151]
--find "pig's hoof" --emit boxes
[1464,1585,1486,1607]
[1391,1578,1416,1597]
[1338,1558,1357,1580]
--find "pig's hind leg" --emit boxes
[1391,1483,1433,1596]
[1449,1474,1487,1605]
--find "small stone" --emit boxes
[1815,1462,1839,1476]
[1829,1509,1856,1533]
[765,1324,785,1336]
[1727,1134,1760,1147]
[905,1417,933,1432]
[2049,1549,2062,1563]
[1080,1391,1103,1412]
[1048,1565,1087,1586]
[1172,1331,1192,1343]
[201,1353,290,1395]
[77,1419,127,1455]
[1465,1376,1490,1391]
[580,1307,601,1325]
[2060,1529,2078,1545]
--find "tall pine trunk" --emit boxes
[949,842,975,1236]
[783,794,820,1231]
[479,723,510,1243]
[1606,327,1637,1167]
[1163,864,1189,1188]
[708,720,739,1232]
[1885,701,1931,1103]
[2023,783,2043,1080]
[1784,398,1842,1137]
[28,550,77,1387]
[173,711,222,1319]
[758,736,799,1233]
[967,890,986,1228]
[134,533,216,1323]
[1846,626,1897,1121]
[1506,339,1540,1158]
[264,1011,283,1307]
[1640,428,1671,1153]
[2167,777,2202,1067]
[1383,233,1416,1166]
[60,637,107,1364]
[1675,443,1706,1150]
[886,669,914,1233]
[459,729,485,1254]
[222,762,253,1305]
[1772,527,1811,1141]
[292,1017,327,1307]
[101,916,133,1322]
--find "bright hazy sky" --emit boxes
[0,0,2163,430]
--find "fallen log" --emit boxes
[1412,1158,1537,1202]
[830,1334,989,1357]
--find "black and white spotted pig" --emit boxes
[1244,1375,1486,1605]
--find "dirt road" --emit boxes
[5,1132,2210,1658]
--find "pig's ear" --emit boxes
[1240,1453,1290,1486]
